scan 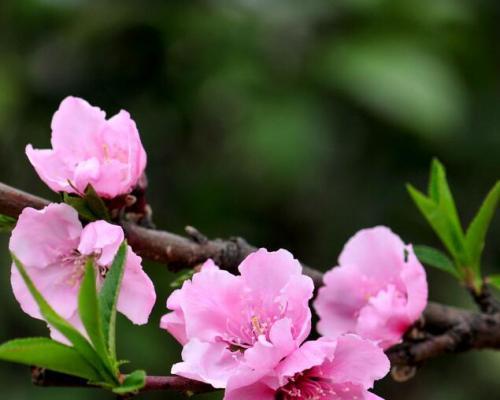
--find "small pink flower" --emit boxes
[161,249,314,388]
[224,334,390,400]
[10,203,156,341]
[26,96,147,198]
[314,226,428,349]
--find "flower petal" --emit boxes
[172,260,244,342]
[238,249,303,297]
[171,339,239,388]
[9,204,82,269]
[25,146,74,194]
[50,96,106,161]
[224,381,275,400]
[322,334,390,389]
[11,261,79,320]
[116,248,156,325]
[78,221,124,266]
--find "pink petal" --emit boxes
[326,382,368,400]
[160,289,187,344]
[25,146,74,194]
[276,274,314,344]
[401,244,428,322]
[338,226,406,287]
[72,157,100,194]
[356,286,411,349]
[11,261,79,320]
[90,159,131,198]
[160,310,187,345]
[238,249,303,297]
[78,221,124,266]
[322,334,390,389]
[171,339,239,388]
[174,261,244,342]
[50,96,106,162]
[105,110,147,185]
[9,204,82,269]
[244,318,297,376]
[116,248,156,324]
[224,381,275,400]
[276,339,337,382]
[366,392,385,400]
[314,266,366,338]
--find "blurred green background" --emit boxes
[0,0,500,398]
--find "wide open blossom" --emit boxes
[314,226,428,349]
[10,203,156,341]
[224,334,390,400]
[161,249,314,388]
[26,96,147,198]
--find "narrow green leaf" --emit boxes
[63,194,98,222]
[487,274,500,290]
[11,254,117,384]
[0,337,101,381]
[465,181,500,272]
[170,269,195,288]
[428,159,463,234]
[84,185,111,221]
[112,370,146,394]
[99,242,128,360]
[79,259,115,373]
[414,245,460,278]
[0,214,16,233]
[407,184,466,264]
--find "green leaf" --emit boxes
[428,159,462,232]
[112,370,146,395]
[11,254,117,384]
[63,194,96,221]
[99,242,128,361]
[0,214,16,233]
[0,337,101,381]
[170,269,195,288]
[407,183,466,265]
[414,245,459,278]
[63,185,110,222]
[84,185,111,221]
[465,181,500,272]
[79,259,114,373]
[487,274,500,290]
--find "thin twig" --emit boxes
[31,368,215,395]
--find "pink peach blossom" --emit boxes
[314,226,428,349]
[161,249,314,388]
[10,203,156,341]
[26,96,147,198]
[224,334,390,400]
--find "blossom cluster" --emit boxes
[11,97,156,340]
[161,228,427,399]
[8,96,428,399]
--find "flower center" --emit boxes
[276,372,363,400]
[61,249,106,287]
[276,371,336,400]
[224,301,289,352]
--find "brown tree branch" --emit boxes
[387,302,500,365]
[1,182,500,392]
[0,182,324,286]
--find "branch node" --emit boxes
[468,284,500,314]
[185,226,209,244]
